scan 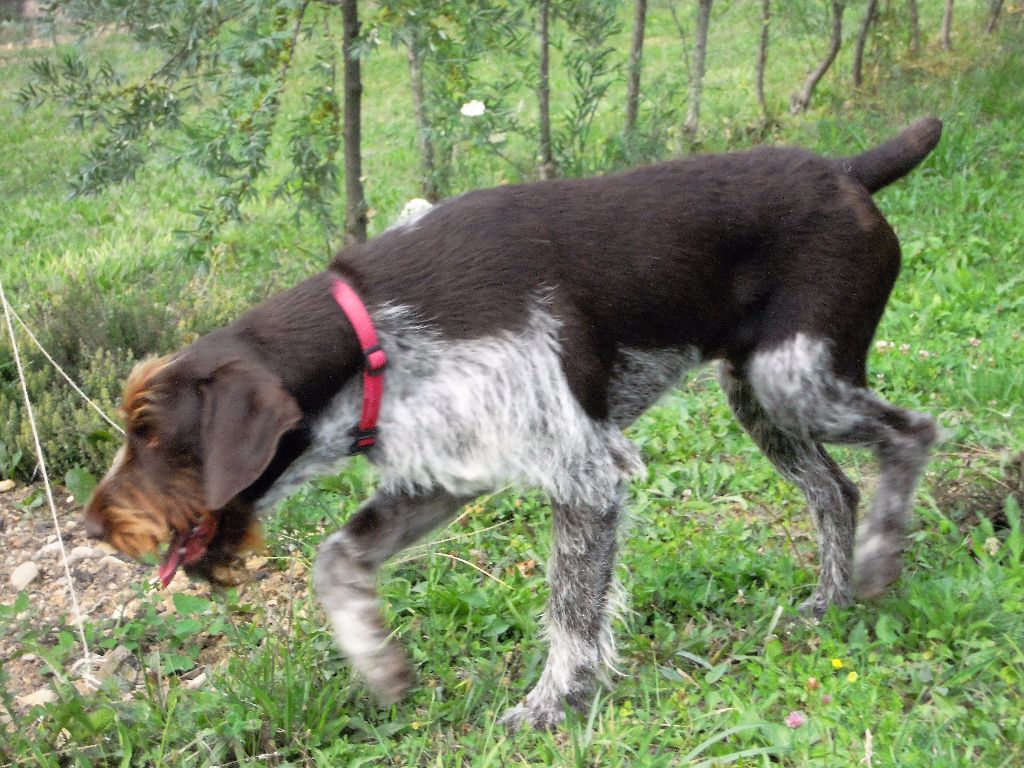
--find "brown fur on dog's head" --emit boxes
[84,350,301,580]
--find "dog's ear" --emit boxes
[199,362,302,510]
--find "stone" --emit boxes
[10,561,40,590]
[66,545,101,565]
[183,672,208,690]
[94,646,135,685]
[0,479,15,492]
[17,687,57,708]
[33,541,63,560]
[98,555,129,570]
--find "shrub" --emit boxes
[0,346,136,480]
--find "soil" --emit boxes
[0,480,309,712]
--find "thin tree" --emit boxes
[791,0,845,114]
[941,0,954,50]
[22,0,370,254]
[624,0,647,138]
[683,0,713,144]
[985,0,1004,34]
[342,0,368,244]
[537,0,555,179]
[907,0,920,57]
[405,24,439,202]
[756,0,771,125]
[853,0,878,88]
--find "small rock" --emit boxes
[33,541,63,560]
[10,561,40,590]
[95,542,119,555]
[17,687,57,708]
[0,479,16,493]
[184,672,208,690]
[66,545,101,565]
[98,555,129,570]
[95,646,135,684]
[111,599,142,622]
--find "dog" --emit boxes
[84,117,941,729]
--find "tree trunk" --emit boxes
[406,29,439,202]
[683,0,713,143]
[624,0,647,137]
[941,0,953,50]
[341,0,367,244]
[985,0,1004,34]
[853,0,878,87]
[756,0,771,124]
[537,0,554,179]
[791,0,845,114]
[907,0,920,56]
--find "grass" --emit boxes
[2,2,1024,766]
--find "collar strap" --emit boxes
[331,278,387,453]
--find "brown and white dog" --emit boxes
[85,118,941,729]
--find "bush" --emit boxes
[0,346,136,480]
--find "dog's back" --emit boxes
[334,119,942,409]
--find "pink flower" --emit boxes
[784,710,807,728]
[821,694,833,704]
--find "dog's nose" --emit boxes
[84,514,106,540]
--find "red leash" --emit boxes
[331,278,388,453]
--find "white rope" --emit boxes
[1,279,93,673]
[7,302,124,435]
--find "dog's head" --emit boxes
[83,352,302,584]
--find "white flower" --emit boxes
[460,99,486,117]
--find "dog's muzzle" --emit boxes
[158,515,219,587]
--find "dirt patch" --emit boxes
[0,481,310,711]
[930,449,1024,530]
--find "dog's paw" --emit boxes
[854,533,904,599]
[797,588,851,619]
[797,593,829,620]
[500,699,566,732]
[362,640,414,706]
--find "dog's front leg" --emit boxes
[501,484,625,731]
[313,490,469,703]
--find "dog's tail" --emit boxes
[841,117,942,194]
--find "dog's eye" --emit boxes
[132,424,160,448]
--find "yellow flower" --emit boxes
[831,658,844,669]
[847,671,859,683]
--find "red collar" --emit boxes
[331,278,387,453]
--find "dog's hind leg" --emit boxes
[313,490,471,703]
[719,362,860,616]
[501,482,626,731]
[744,334,936,604]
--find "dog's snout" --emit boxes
[84,512,106,540]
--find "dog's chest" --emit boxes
[257,306,699,511]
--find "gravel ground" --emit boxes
[0,480,309,712]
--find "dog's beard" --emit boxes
[89,469,205,560]
[181,501,264,587]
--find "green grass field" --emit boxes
[2,3,1023,766]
